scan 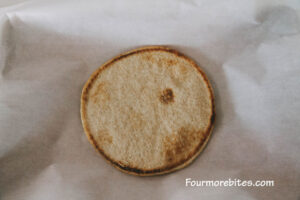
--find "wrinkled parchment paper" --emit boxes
[1,0,300,199]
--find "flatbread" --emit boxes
[81,46,215,176]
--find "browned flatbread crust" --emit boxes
[81,46,215,176]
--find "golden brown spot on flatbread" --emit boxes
[143,54,155,63]
[160,88,174,104]
[166,59,177,66]
[144,54,178,67]
[97,129,112,144]
[91,82,110,103]
[163,127,199,164]
[179,65,188,74]
[143,54,167,67]
[126,108,146,131]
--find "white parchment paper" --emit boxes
[0,0,300,199]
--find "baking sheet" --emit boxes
[0,0,300,199]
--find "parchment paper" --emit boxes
[0,0,300,199]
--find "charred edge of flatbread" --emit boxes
[80,46,215,176]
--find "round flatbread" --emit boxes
[81,46,215,176]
